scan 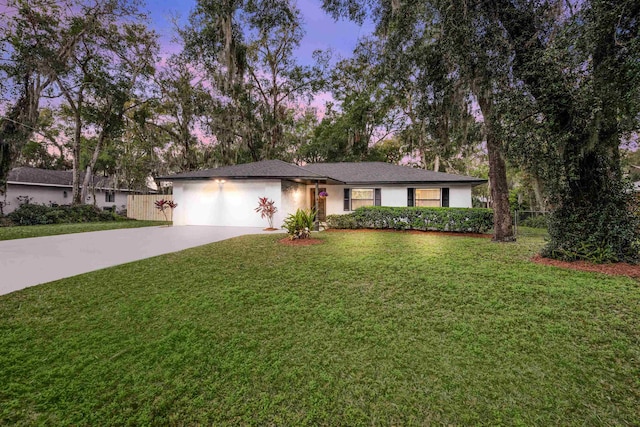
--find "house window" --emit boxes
[347,188,381,210]
[351,188,374,210]
[105,190,115,203]
[415,189,441,207]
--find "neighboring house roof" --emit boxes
[160,160,486,185]
[8,167,123,190]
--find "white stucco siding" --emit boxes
[449,186,472,208]
[380,187,408,207]
[322,185,346,216]
[84,189,128,211]
[173,179,285,227]
[3,184,129,214]
[171,179,475,227]
[3,185,71,213]
[280,181,307,225]
[311,184,474,216]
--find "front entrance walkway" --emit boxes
[0,226,279,296]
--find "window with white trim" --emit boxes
[105,190,115,203]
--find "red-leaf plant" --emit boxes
[254,197,278,229]
[155,199,177,222]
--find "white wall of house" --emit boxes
[309,184,474,216]
[449,186,472,208]
[173,179,291,227]
[170,180,475,227]
[280,180,308,223]
[2,183,128,214]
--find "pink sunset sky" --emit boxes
[147,0,376,118]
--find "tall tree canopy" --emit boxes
[182,0,327,164]
[496,0,640,261]
[322,0,515,241]
[0,0,158,205]
[0,0,156,193]
[322,0,640,257]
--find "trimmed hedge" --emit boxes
[327,206,493,234]
[6,204,127,226]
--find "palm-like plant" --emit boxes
[155,199,178,222]
[282,209,316,239]
[255,197,278,229]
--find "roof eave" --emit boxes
[339,180,488,186]
[159,175,332,182]
[7,181,137,191]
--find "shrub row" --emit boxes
[326,206,493,234]
[6,203,127,226]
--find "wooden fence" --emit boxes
[127,194,173,221]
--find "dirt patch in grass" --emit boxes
[325,228,492,239]
[531,254,640,278]
[278,237,324,246]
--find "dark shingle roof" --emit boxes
[300,162,485,185]
[160,160,486,185]
[159,160,327,181]
[8,167,115,188]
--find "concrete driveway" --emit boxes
[0,226,280,296]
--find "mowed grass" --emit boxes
[0,232,638,425]
[0,220,170,241]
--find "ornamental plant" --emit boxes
[282,208,316,240]
[255,197,278,229]
[318,191,328,198]
[154,199,177,222]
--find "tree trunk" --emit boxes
[81,132,105,202]
[80,166,92,204]
[477,92,514,242]
[531,175,545,211]
[71,92,84,205]
[71,148,82,204]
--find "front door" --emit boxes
[310,188,326,222]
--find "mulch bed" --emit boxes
[531,254,640,278]
[278,237,324,246]
[324,228,492,239]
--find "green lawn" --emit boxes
[0,220,170,241]
[1,232,638,425]
[516,225,549,238]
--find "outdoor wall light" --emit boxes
[215,179,226,184]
